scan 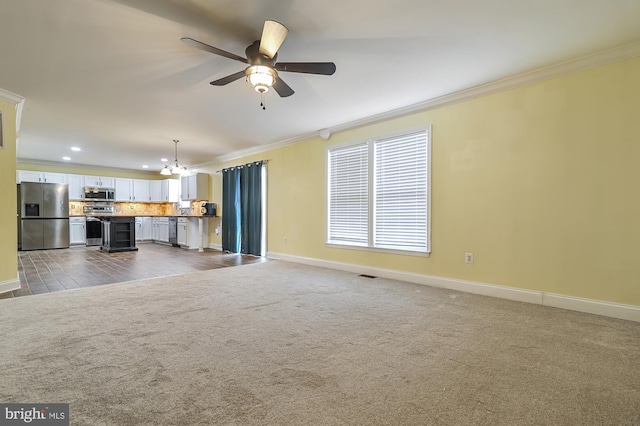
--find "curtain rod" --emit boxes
[215,159,269,173]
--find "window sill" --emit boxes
[326,243,431,258]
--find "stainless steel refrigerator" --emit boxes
[19,182,70,250]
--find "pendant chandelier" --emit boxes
[160,139,187,175]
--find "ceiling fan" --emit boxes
[181,20,336,104]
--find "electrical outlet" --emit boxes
[465,252,474,264]
[283,236,287,244]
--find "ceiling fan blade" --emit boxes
[275,62,336,75]
[259,20,288,59]
[210,71,246,86]
[272,77,295,97]
[181,37,248,64]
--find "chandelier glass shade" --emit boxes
[160,139,187,175]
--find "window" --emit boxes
[327,126,431,254]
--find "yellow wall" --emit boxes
[205,56,640,307]
[0,98,18,284]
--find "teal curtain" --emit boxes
[241,161,263,256]
[222,161,263,255]
[221,167,241,252]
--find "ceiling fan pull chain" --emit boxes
[260,91,266,110]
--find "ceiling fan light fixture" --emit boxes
[246,65,276,93]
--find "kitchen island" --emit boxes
[101,216,138,253]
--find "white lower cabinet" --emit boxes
[176,217,208,249]
[135,217,154,241]
[152,217,169,243]
[69,217,86,245]
[135,217,154,242]
[135,218,142,241]
[140,217,153,241]
[177,218,187,246]
[140,216,209,247]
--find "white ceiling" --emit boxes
[2,0,640,172]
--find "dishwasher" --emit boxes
[168,217,178,246]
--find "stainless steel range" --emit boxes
[84,204,115,246]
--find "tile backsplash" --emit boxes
[70,200,208,216]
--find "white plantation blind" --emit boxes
[374,131,428,251]
[328,142,369,245]
[327,126,431,254]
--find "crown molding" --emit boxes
[0,88,26,136]
[0,88,24,104]
[16,158,161,176]
[213,40,640,165]
[213,131,321,164]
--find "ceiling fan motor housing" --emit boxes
[245,40,277,66]
[244,41,278,93]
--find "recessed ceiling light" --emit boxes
[62,156,71,161]
[70,147,81,152]
[161,158,168,162]
[142,165,149,169]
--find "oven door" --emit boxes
[86,217,103,246]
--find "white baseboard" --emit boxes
[267,252,640,323]
[541,293,639,322]
[0,275,21,295]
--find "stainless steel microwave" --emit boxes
[83,186,115,201]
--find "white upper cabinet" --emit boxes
[85,176,115,188]
[17,170,42,183]
[17,170,182,204]
[17,171,67,184]
[44,173,67,184]
[132,179,150,202]
[113,178,161,202]
[180,173,209,200]
[67,174,84,200]
[163,179,180,202]
[149,180,163,202]
[115,178,132,201]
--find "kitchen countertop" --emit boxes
[144,215,215,218]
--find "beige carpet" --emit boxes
[1,261,639,425]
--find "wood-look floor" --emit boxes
[2,243,267,299]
